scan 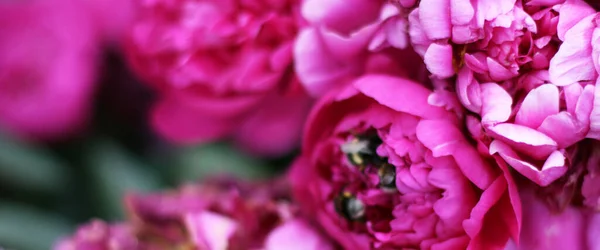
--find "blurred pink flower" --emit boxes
[126,0,312,156]
[54,220,142,250]
[505,189,587,250]
[410,0,598,187]
[124,179,335,249]
[291,75,521,249]
[294,0,426,97]
[0,0,99,141]
[82,0,137,42]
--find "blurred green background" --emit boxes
[0,50,291,250]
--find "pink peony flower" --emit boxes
[53,220,142,250]
[290,75,521,249]
[123,179,335,249]
[294,0,426,97]
[126,0,312,157]
[410,0,599,187]
[0,0,99,141]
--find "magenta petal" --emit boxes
[450,0,474,25]
[415,119,464,157]
[301,0,383,35]
[265,219,334,250]
[516,190,585,250]
[456,67,483,113]
[537,112,586,148]
[418,0,451,40]
[424,43,455,78]
[515,84,560,129]
[185,212,237,250]
[588,79,600,139]
[486,123,557,160]
[151,98,234,144]
[487,57,517,81]
[354,75,454,120]
[556,0,596,41]
[480,83,512,125]
[549,14,597,85]
[489,140,566,186]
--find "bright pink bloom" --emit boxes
[126,0,312,156]
[291,75,520,249]
[294,0,425,97]
[0,0,99,141]
[410,0,598,186]
[53,220,142,250]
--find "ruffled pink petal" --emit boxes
[588,78,600,139]
[415,119,464,157]
[549,14,597,85]
[486,123,558,160]
[456,67,483,113]
[185,212,238,250]
[293,28,367,97]
[515,84,560,129]
[265,219,334,250]
[489,140,566,186]
[302,0,383,35]
[234,93,312,157]
[151,97,234,144]
[515,190,585,250]
[424,43,455,78]
[418,0,451,40]
[556,0,596,41]
[450,0,474,25]
[354,75,454,120]
[477,0,517,21]
[480,83,512,125]
[487,57,517,81]
[537,112,586,148]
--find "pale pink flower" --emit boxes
[53,220,141,250]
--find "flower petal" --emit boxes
[480,83,512,125]
[418,0,451,40]
[424,43,455,78]
[486,123,557,160]
[515,84,560,129]
[489,140,566,186]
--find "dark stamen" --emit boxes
[334,192,366,221]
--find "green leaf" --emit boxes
[0,201,71,250]
[86,138,161,219]
[0,133,68,193]
[172,142,273,182]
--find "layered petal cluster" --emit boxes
[410,0,599,186]
[291,75,520,249]
[294,0,426,97]
[0,0,99,141]
[56,179,335,250]
[126,0,312,156]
